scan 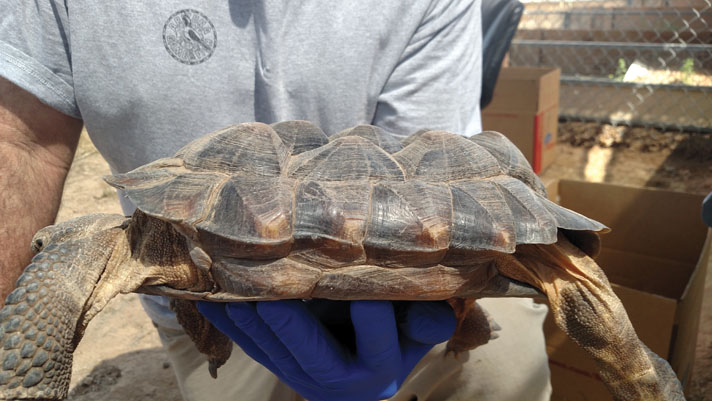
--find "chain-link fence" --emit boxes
[509,0,712,132]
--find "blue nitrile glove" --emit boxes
[703,192,712,227]
[197,299,456,401]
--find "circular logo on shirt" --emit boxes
[163,9,217,65]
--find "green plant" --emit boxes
[609,58,627,81]
[681,58,695,84]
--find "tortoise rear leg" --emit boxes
[445,298,500,354]
[496,233,684,401]
[171,299,232,379]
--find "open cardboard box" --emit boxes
[544,179,711,400]
[482,67,560,173]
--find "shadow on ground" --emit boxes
[68,348,181,401]
[643,133,712,193]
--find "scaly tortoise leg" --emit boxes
[496,232,685,401]
[445,298,500,353]
[171,299,232,378]
[0,219,127,400]
[0,214,213,400]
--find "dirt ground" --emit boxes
[55,122,712,400]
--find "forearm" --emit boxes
[0,143,69,298]
[0,78,81,303]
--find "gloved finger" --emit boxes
[399,336,437,383]
[304,299,351,324]
[256,300,349,382]
[225,301,319,387]
[350,301,401,373]
[398,301,456,345]
[196,301,276,372]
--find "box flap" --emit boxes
[557,180,707,264]
[484,67,561,113]
[669,229,711,384]
[596,248,694,299]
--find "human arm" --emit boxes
[198,300,456,401]
[0,77,82,304]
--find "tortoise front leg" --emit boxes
[0,221,127,400]
[0,213,211,400]
[496,233,685,401]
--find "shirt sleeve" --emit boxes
[0,0,80,118]
[373,0,482,138]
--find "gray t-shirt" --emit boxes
[1,0,482,329]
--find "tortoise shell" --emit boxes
[106,121,607,299]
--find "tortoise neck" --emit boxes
[127,210,212,292]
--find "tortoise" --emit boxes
[0,121,684,400]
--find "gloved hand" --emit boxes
[197,299,456,401]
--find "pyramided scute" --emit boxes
[108,170,224,227]
[195,177,295,259]
[490,176,558,245]
[394,130,503,181]
[179,123,288,176]
[469,131,546,196]
[399,128,432,147]
[270,120,329,155]
[445,180,517,262]
[287,136,405,181]
[363,181,452,266]
[292,181,371,266]
[105,120,609,267]
[105,158,226,231]
[105,160,182,194]
[330,125,403,154]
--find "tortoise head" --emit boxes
[31,214,128,254]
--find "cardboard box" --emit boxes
[544,179,711,400]
[482,67,560,173]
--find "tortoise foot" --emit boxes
[445,298,500,354]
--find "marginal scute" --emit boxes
[540,197,609,233]
[394,130,503,181]
[212,258,322,299]
[287,136,405,181]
